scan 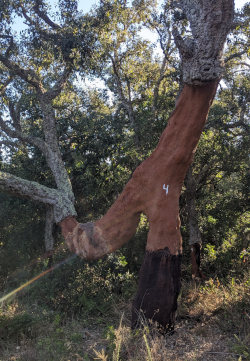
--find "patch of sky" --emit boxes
[12,0,248,38]
[9,0,250,94]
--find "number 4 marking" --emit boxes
[163,184,169,195]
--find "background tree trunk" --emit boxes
[186,166,205,279]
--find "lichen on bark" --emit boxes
[173,0,234,84]
[0,171,76,223]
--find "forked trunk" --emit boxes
[60,81,218,330]
[0,0,234,333]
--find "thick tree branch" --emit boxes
[0,171,76,223]
[0,99,73,206]
[0,171,58,205]
[45,66,72,100]
[33,1,61,30]
[20,4,59,44]
[0,45,74,206]
[0,114,47,155]
[0,55,42,90]
[38,97,75,202]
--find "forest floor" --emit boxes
[0,277,249,361]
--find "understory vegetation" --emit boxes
[0,257,249,360]
[0,218,249,360]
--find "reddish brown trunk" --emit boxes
[60,81,218,330]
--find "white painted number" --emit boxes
[163,184,169,195]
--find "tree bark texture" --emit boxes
[173,0,234,85]
[44,205,55,252]
[0,171,76,223]
[131,248,182,332]
[186,166,205,279]
[61,81,218,329]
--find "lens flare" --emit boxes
[0,254,77,303]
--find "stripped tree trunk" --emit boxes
[61,81,218,329]
[0,0,234,332]
[61,0,234,331]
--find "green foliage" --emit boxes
[232,335,250,360]
[15,250,136,317]
[0,311,37,345]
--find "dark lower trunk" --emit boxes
[131,247,182,333]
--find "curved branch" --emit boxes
[0,171,76,223]
[0,114,47,155]
[45,66,72,101]
[0,55,42,90]
[0,170,58,205]
[33,1,61,30]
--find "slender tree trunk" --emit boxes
[44,205,55,252]
[44,205,55,267]
[60,81,218,330]
[186,166,205,279]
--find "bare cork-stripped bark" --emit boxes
[0,0,234,331]
[61,0,234,331]
[61,81,218,329]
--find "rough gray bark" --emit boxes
[173,0,234,84]
[0,51,76,223]
[45,205,55,251]
[39,95,75,203]
[0,171,76,223]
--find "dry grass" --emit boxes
[91,277,250,361]
[1,276,249,361]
